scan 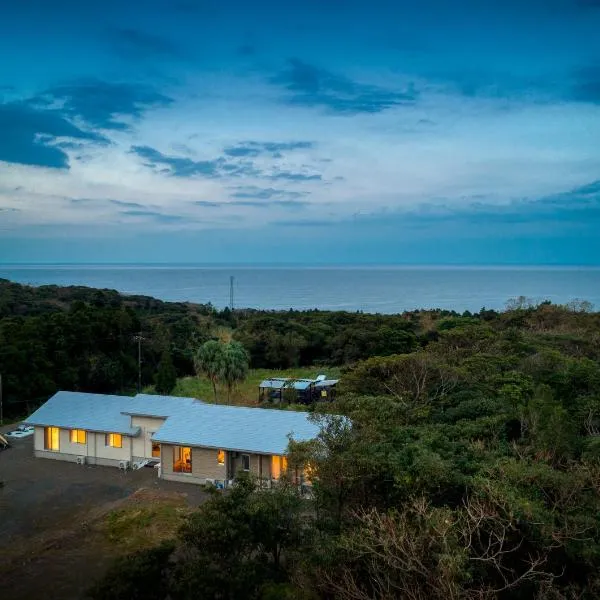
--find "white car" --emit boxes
[5,425,35,438]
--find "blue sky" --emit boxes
[0,0,599,264]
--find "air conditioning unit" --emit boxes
[119,459,130,471]
[205,478,215,486]
[76,455,86,465]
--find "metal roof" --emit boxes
[314,379,339,388]
[259,378,289,389]
[152,403,320,455]
[26,391,142,435]
[26,391,321,455]
[259,378,315,391]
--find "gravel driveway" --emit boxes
[0,426,207,599]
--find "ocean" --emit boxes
[0,265,598,314]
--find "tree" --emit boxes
[155,351,177,394]
[87,542,175,600]
[195,340,225,403]
[221,341,249,404]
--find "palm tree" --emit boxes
[194,340,225,404]
[221,341,249,404]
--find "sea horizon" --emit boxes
[1,264,599,314]
[1,263,599,270]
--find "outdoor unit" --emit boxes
[205,478,215,486]
[118,459,130,471]
[76,455,86,465]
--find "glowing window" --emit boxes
[174,446,192,473]
[44,426,60,451]
[217,449,225,465]
[271,455,288,480]
[152,442,161,458]
[105,433,122,448]
[70,429,86,444]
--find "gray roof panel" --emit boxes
[152,403,320,454]
[26,391,141,435]
[26,391,321,455]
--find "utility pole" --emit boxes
[133,335,144,393]
[229,275,234,311]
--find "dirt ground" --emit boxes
[0,427,208,600]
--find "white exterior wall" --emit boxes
[33,426,131,466]
[131,416,166,460]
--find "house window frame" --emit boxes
[271,455,288,480]
[70,429,86,444]
[173,446,192,473]
[217,449,225,465]
[241,454,250,472]
[105,433,123,448]
[152,441,161,458]
[44,426,60,451]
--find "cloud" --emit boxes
[0,102,104,169]
[231,186,309,200]
[268,170,321,181]
[223,140,314,158]
[131,145,264,178]
[33,79,173,130]
[109,199,146,209]
[273,218,332,227]
[111,28,183,59]
[131,145,222,177]
[229,199,309,209]
[194,201,221,207]
[121,209,186,223]
[270,59,416,114]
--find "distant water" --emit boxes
[0,265,599,314]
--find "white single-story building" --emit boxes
[25,391,321,487]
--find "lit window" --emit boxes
[44,427,60,451]
[241,454,250,471]
[70,429,86,444]
[303,462,316,483]
[174,446,192,473]
[105,433,122,448]
[152,442,161,458]
[271,455,288,480]
[217,449,225,465]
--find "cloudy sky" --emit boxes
[1,0,599,264]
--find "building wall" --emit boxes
[33,426,131,466]
[130,416,166,460]
[160,444,228,484]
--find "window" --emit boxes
[217,449,225,465]
[70,429,86,444]
[105,433,122,448]
[271,455,288,480]
[174,446,192,473]
[152,442,161,458]
[44,426,60,451]
[241,454,250,472]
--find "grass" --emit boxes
[102,506,185,551]
[168,367,342,406]
[100,491,190,552]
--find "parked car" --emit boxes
[5,425,35,439]
[0,433,10,450]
